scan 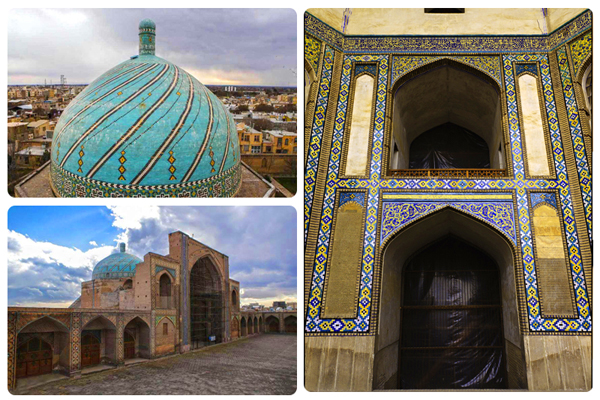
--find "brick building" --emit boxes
[7,231,296,390]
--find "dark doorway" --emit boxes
[266,316,279,333]
[16,338,53,378]
[190,258,223,349]
[399,235,507,389]
[81,333,101,368]
[124,331,135,359]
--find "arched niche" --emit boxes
[240,317,248,337]
[284,316,297,333]
[373,208,526,390]
[124,316,151,359]
[265,316,280,333]
[16,316,70,381]
[158,272,173,309]
[231,290,238,312]
[190,257,224,348]
[389,60,506,173]
[81,316,117,368]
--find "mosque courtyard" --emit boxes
[14,335,296,395]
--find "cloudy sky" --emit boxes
[8,206,296,307]
[8,8,297,86]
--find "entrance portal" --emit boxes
[124,331,135,359]
[190,258,223,349]
[399,235,507,389]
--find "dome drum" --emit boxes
[92,243,142,280]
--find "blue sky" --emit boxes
[7,206,296,307]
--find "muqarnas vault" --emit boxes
[304,8,591,391]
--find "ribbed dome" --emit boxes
[50,19,241,197]
[92,244,142,280]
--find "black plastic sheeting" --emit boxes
[409,122,491,169]
[400,236,507,389]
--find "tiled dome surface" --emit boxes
[50,19,241,197]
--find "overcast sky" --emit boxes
[8,8,297,86]
[8,206,297,307]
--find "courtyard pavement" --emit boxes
[15,334,297,395]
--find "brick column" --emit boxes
[70,312,82,377]
[7,312,18,390]
[116,314,124,365]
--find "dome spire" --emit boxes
[119,243,126,253]
[139,19,156,56]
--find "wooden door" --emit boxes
[81,333,100,367]
[16,338,53,378]
[124,331,135,359]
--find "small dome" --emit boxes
[92,243,142,280]
[139,19,156,30]
[50,19,241,197]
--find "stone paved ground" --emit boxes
[17,334,296,395]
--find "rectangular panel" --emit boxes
[518,73,551,176]
[322,200,365,318]
[344,74,374,176]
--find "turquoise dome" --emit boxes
[92,244,142,280]
[50,19,241,197]
[139,18,156,30]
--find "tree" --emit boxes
[253,104,275,112]
[235,105,249,113]
[253,119,274,132]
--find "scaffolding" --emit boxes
[190,258,223,349]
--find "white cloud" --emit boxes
[108,205,161,230]
[89,240,98,246]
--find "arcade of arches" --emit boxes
[305,8,592,392]
[8,231,297,390]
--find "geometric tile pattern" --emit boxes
[354,63,377,77]
[155,266,177,278]
[304,45,336,243]
[556,46,592,244]
[305,46,592,334]
[391,55,502,86]
[92,251,142,280]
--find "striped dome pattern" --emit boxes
[50,20,241,197]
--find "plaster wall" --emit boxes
[155,318,176,355]
[308,9,560,36]
[523,335,591,390]
[305,336,375,391]
[546,9,588,32]
[345,74,374,175]
[519,74,550,176]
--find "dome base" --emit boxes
[50,161,241,197]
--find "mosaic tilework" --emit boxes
[7,312,17,390]
[305,34,322,73]
[304,46,336,243]
[531,192,558,209]
[92,251,142,279]
[306,10,591,54]
[305,49,591,335]
[155,315,177,327]
[116,315,124,364]
[70,313,81,372]
[380,199,517,245]
[354,63,377,77]
[391,55,502,86]
[515,63,538,77]
[156,266,177,278]
[556,46,592,244]
[569,31,592,77]
[339,191,366,208]
[51,161,241,198]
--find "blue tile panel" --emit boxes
[51,54,240,197]
[304,49,591,335]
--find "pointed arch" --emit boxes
[387,57,508,174]
[373,207,527,389]
[18,315,69,334]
